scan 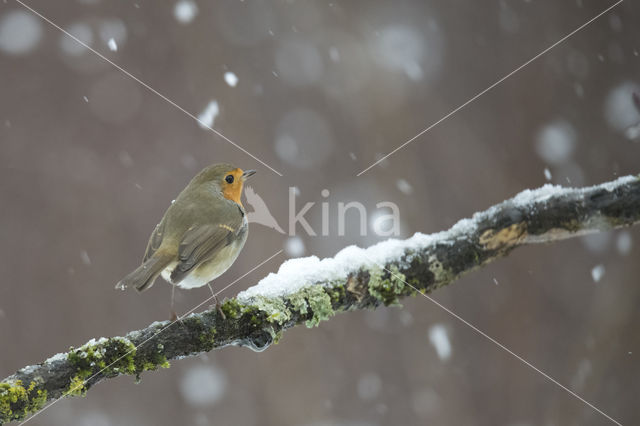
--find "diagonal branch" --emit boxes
[2,175,639,424]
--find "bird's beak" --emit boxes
[242,169,256,180]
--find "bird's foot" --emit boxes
[170,309,186,326]
[208,294,226,320]
[216,302,226,320]
[207,284,226,320]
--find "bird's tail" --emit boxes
[115,253,172,293]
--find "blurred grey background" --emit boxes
[1,0,639,425]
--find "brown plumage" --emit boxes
[116,163,255,293]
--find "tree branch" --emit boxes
[2,175,639,424]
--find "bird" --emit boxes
[115,163,256,305]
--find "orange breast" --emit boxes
[221,168,244,207]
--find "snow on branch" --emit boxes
[2,175,639,423]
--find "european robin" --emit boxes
[115,163,255,296]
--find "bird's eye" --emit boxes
[225,174,234,184]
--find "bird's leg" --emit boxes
[170,282,177,319]
[208,283,226,320]
[170,284,185,326]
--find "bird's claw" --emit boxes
[208,293,226,320]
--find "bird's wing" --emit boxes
[142,219,166,262]
[170,212,243,283]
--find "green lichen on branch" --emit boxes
[0,381,47,423]
[2,174,639,424]
[67,337,137,379]
[0,334,172,423]
[219,299,243,319]
[282,284,335,327]
[63,376,86,398]
[367,265,409,306]
[299,285,335,327]
[219,282,337,330]
[232,282,337,330]
[250,296,292,325]
[65,336,170,386]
